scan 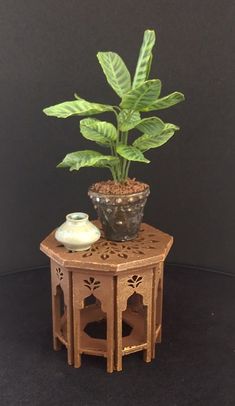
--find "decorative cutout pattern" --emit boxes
[56,267,64,281]
[80,228,160,262]
[84,277,101,291]
[127,275,143,288]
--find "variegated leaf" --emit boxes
[146,52,153,80]
[43,97,114,118]
[143,91,185,111]
[80,118,117,146]
[120,80,161,111]
[57,150,119,171]
[97,52,131,98]
[132,30,156,89]
[118,109,141,131]
[163,123,180,132]
[133,124,180,152]
[135,117,164,136]
[117,144,150,163]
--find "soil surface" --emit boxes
[90,178,149,195]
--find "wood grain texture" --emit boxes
[40,222,173,272]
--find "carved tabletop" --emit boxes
[40,222,173,273]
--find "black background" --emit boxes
[0,0,234,275]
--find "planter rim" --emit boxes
[88,184,150,198]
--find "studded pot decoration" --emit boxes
[88,186,150,241]
[55,212,101,251]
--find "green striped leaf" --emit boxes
[163,123,180,132]
[143,91,185,111]
[136,117,164,136]
[117,144,150,163]
[43,97,114,118]
[146,52,153,80]
[57,150,119,171]
[133,123,180,152]
[80,118,117,146]
[132,30,156,89]
[97,52,131,98]
[118,109,141,131]
[120,79,161,111]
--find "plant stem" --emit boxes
[110,167,117,182]
[125,161,131,178]
[119,130,129,181]
[122,159,128,180]
[111,109,131,183]
[115,112,122,182]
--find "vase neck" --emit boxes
[66,212,89,224]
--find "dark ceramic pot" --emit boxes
[88,186,150,241]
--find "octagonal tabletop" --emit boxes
[40,222,173,274]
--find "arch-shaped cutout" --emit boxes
[82,295,106,339]
[127,292,144,313]
[122,292,147,347]
[82,294,133,340]
[84,294,97,307]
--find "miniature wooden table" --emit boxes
[40,222,173,373]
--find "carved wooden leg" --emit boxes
[142,271,153,363]
[51,283,62,351]
[65,271,73,365]
[116,299,123,372]
[73,305,81,368]
[151,264,161,359]
[143,302,152,363]
[156,262,164,344]
[50,260,73,365]
[106,281,114,373]
[72,272,82,368]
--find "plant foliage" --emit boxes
[43,29,185,182]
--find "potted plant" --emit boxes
[43,29,185,241]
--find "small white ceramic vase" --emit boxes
[55,212,101,252]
